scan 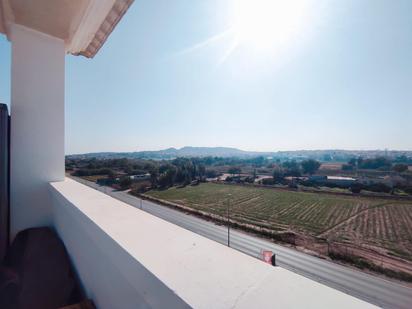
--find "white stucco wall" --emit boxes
[51,180,190,309]
[10,24,65,239]
[50,178,376,309]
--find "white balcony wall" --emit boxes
[50,179,190,309]
[50,178,375,309]
[10,24,65,239]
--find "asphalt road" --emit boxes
[70,176,412,308]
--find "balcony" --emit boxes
[0,1,393,308]
[48,178,373,308]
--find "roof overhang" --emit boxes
[0,0,133,58]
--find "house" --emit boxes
[326,176,356,186]
[309,175,356,187]
[254,175,274,183]
[284,176,308,182]
[308,175,327,182]
[129,173,150,181]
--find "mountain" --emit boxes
[66,147,412,161]
[168,146,270,157]
[67,146,273,160]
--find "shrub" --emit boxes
[119,177,132,190]
[350,183,363,194]
[393,163,408,173]
[261,178,274,185]
[366,183,392,193]
[342,164,354,171]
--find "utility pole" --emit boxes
[327,240,330,256]
[227,194,231,247]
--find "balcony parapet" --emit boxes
[49,178,375,309]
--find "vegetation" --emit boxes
[345,156,411,172]
[67,151,412,198]
[151,185,377,230]
[281,160,301,176]
[228,167,242,175]
[393,163,409,173]
[301,159,321,175]
[119,177,132,190]
[329,252,412,282]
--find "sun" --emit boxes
[231,0,312,52]
[175,0,316,65]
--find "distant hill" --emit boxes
[67,146,273,160]
[66,147,412,162]
[164,146,272,157]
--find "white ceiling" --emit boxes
[0,0,133,57]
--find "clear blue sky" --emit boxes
[1,0,411,154]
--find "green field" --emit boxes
[146,183,412,259]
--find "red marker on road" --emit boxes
[262,250,273,264]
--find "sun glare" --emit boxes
[232,0,311,52]
[175,0,316,66]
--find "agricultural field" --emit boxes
[146,183,412,261]
[325,203,412,261]
[81,175,108,182]
[319,162,343,170]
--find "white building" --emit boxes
[326,176,356,186]
[130,173,151,180]
[309,175,356,186]
[0,1,377,308]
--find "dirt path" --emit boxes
[334,243,412,276]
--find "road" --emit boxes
[71,176,412,308]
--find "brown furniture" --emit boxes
[0,227,85,309]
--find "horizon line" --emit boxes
[66,146,412,156]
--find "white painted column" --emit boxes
[10,24,65,239]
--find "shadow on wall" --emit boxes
[50,187,190,309]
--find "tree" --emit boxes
[393,163,408,173]
[323,154,332,162]
[228,167,241,176]
[108,169,116,179]
[205,169,218,178]
[342,164,354,171]
[301,159,321,175]
[348,158,357,166]
[183,170,191,185]
[149,167,158,187]
[198,164,206,179]
[251,156,265,167]
[358,156,392,170]
[158,165,177,187]
[272,167,284,183]
[282,160,301,176]
[119,177,132,190]
[350,183,363,194]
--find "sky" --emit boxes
[0,0,411,154]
